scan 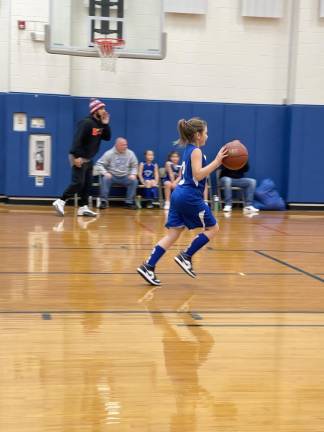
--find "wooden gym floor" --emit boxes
[0,204,324,432]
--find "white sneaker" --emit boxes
[163,201,170,210]
[223,205,232,212]
[174,252,196,278]
[243,205,260,213]
[53,198,65,216]
[77,205,97,217]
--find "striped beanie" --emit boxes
[89,98,105,115]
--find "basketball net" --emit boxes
[94,38,124,73]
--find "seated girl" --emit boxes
[138,150,159,208]
[163,151,182,210]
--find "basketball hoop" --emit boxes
[94,37,125,72]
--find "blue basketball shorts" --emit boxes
[165,193,217,230]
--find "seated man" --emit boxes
[95,137,138,209]
[219,162,259,213]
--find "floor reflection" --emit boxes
[139,287,236,431]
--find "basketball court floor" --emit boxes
[0,204,323,431]
[2,0,323,430]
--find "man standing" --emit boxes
[53,98,111,217]
[95,137,138,209]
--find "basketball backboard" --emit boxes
[45,0,166,59]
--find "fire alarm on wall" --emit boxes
[18,20,26,30]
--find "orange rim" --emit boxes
[94,37,125,53]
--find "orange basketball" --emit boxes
[222,140,248,170]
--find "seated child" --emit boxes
[138,150,159,208]
[163,151,182,210]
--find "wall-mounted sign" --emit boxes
[13,112,27,132]
[29,134,51,177]
[35,176,45,187]
[31,117,46,129]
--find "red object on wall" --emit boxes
[18,20,26,30]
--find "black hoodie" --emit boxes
[70,115,111,159]
[220,162,249,179]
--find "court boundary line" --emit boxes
[177,324,324,328]
[255,250,324,283]
[256,223,289,235]
[1,310,324,315]
[0,271,303,275]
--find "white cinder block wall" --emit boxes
[0,0,10,91]
[294,0,324,104]
[0,0,323,104]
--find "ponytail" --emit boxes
[177,117,207,146]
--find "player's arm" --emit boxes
[191,146,228,181]
[174,168,182,184]
[154,163,159,183]
[138,162,145,184]
[165,161,175,182]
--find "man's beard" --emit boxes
[94,112,101,121]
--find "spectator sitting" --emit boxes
[219,162,259,213]
[138,150,160,209]
[163,151,182,210]
[95,137,138,209]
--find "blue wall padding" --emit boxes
[155,101,192,165]
[287,105,324,203]
[4,93,73,197]
[254,105,289,197]
[1,93,324,203]
[125,100,160,162]
[0,93,6,194]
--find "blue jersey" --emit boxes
[166,145,216,230]
[178,144,207,195]
[142,162,156,180]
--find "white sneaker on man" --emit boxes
[77,205,97,217]
[223,205,232,212]
[243,205,259,213]
[53,198,65,216]
[163,201,170,210]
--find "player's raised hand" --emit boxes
[215,145,228,166]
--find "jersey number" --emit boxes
[178,161,186,185]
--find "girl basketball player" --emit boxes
[163,151,182,210]
[138,150,159,208]
[137,117,228,286]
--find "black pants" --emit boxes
[62,161,93,206]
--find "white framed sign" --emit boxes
[13,112,27,132]
[29,134,51,177]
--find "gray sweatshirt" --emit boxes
[95,147,138,177]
